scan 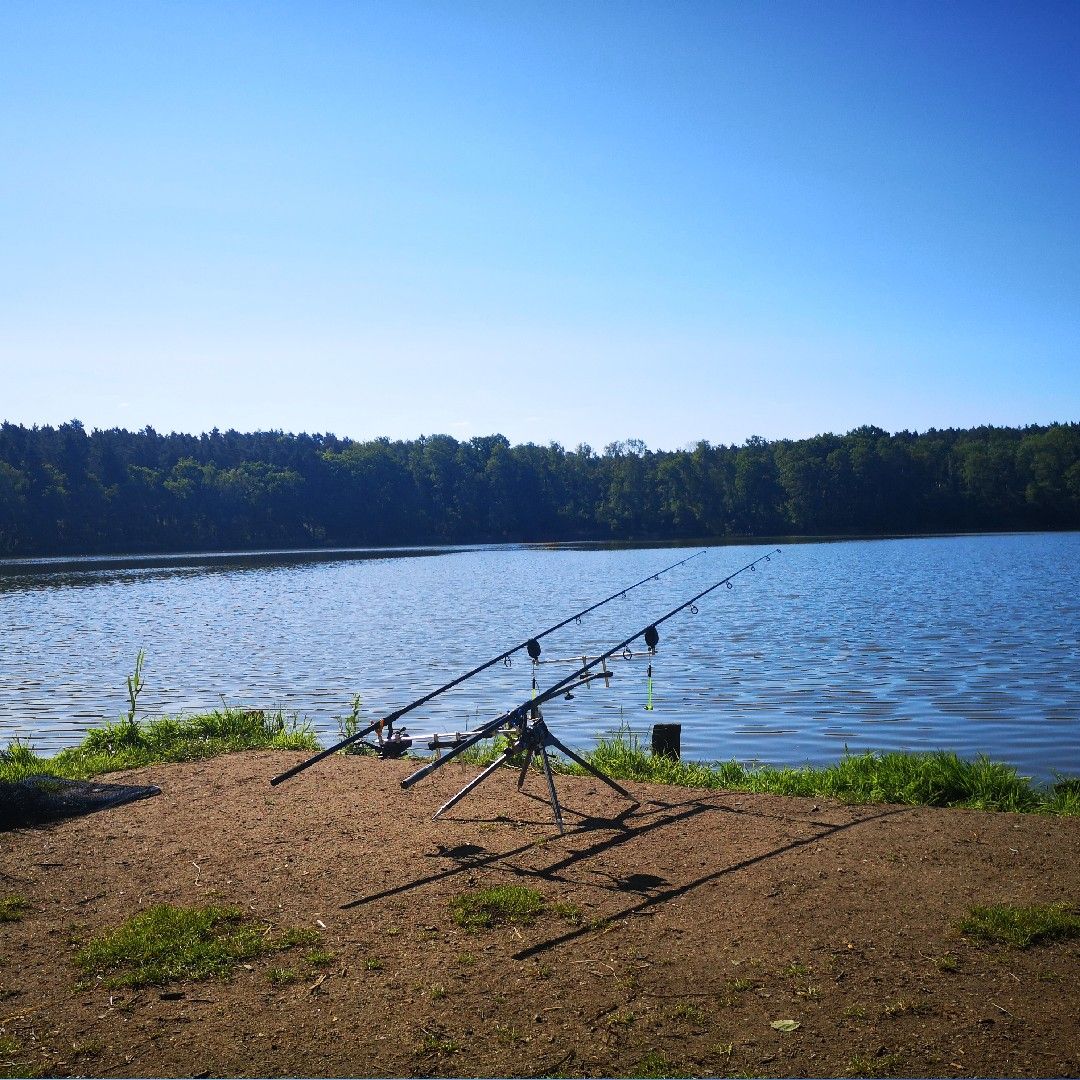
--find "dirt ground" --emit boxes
[2,750,1078,1079]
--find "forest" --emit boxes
[0,420,1077,557]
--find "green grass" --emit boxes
[847,1052,903,1077]
[75,903,319,988]
[629,1050,692,1079]
[0,708,318,783]
[556,731,1080,815]
[0,897,30,923]
[959,902,1080,948]
[0,1034,40,1080]
[450,885,546,930]
[5,704,1075,821]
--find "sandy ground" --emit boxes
[1,750,1078,1079]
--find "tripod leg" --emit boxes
[544,732,639,803]
[539,747,566,834]
[433,741,520,820]
[516,746,536,790]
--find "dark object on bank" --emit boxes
[652,723,681,759]
[0,774,160,830]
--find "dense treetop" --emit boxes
[0,420,1077,557]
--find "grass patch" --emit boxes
[883,997,931,1017]
[450,885,545,930]
[670,1001,706,1024]
[959,902,1080,948]
[0,708,318,784]
[551,901,582,924]
[75,904,318,988]
[630,1050,691,1078]
[419,1034,459,1054]
[0,897,29,923]
[0,1034,40,1080]
[847,1052,903,1077]
[559,731,1079,815]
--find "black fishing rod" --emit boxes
[401,547,781,789]
[270,547,706,786]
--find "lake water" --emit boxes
[1,534,1077,781]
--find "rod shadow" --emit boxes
[511,804,912,959]
[339,787,839,911]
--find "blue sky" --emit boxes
[1,0,1077,450]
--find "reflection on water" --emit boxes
[1,534,1077,781]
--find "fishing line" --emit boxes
[270,547,706,786]
[401,547,781,790]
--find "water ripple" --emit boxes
[0,534,1078,780]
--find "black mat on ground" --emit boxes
[0,774,161,830]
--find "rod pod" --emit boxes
[270,547,705,786]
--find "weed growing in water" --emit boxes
[960,902,1080,947]
[75,905,318,988]
[337,695,363,742]
[124,650,146,729]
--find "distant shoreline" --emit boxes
[3,526,1078,571]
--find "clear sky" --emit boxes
[1,1,1077,450]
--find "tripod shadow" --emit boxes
[512,804,913,960]
[339,794,720,910]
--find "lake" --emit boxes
[1,533,1077,781]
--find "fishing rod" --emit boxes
[401,547,782,791]
[269,547,706,786]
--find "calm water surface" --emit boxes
[1,534,1077,780]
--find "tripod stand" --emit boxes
[426,708,638,833]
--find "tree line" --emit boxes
[0,420,1077,556]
